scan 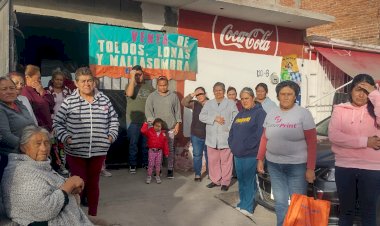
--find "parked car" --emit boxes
[255,116,340,224]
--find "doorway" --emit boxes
[15,13,88,85]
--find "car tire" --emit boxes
[255,189,275,211]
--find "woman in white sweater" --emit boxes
[199,82,239,191]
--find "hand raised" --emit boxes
[367,136,380,150]
[130,70,136,79]
[194,89,204,97]
[32,81,44,95]
[358,82,376,94]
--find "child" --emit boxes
[140,118,169,184]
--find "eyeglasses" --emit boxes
[196,93,205,97]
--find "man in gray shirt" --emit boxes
[125,65,154,173]
[145,76,182,178]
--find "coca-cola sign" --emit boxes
[212,16,278,55]
[178,10,304,57]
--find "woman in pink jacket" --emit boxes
[328,74,380,226]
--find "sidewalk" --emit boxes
[96,168,276,226]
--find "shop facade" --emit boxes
[5,0,369,165]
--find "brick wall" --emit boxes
[301,0,380,45]
[278,0,301,7]
[279,0,295,7]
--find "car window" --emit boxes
[316,117,330,136]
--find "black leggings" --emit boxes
[335,166,380,226]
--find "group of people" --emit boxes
[189,80,316,224]
[183,73,380,226]
[0,65,118,225]
[0,61,379,226]
[125,66,181,184]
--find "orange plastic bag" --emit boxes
[283,193,331,226]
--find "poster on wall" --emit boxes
[89,24,198,80]
[281,54,302,105]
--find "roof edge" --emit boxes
[306,35,380,54]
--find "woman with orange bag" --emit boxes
[257,80,317,226]
[329,74,380,226]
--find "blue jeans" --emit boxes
[191,135,208,176]
[127,123,148,167]
[267,161,307,226]
[335,166,380,226]
[235,156,257,213]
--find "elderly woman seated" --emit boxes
[1,125,94,225]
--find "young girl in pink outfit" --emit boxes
[140,118,169,184]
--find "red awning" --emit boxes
[315,46,380,80]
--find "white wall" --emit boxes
[302,57,343,123]
[183,47,283,136]
[185,47,282,102]
[182,48,340,136]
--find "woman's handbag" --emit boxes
[283,185,331,226]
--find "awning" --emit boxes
[315,46,380,80]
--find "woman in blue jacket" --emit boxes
[228,87,266,216]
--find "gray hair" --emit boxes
[240,87,255,98]
[75,67,94,81]
[51,68,67,80]
[20,125,50,147]
[213,82,225,91]
[0,76,16,85]
[6,71,24,80]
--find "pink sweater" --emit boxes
[328,90,380,170]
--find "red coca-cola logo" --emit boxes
[212,16,278,55]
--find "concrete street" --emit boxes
[96,169,276,226]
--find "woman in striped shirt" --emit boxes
[53,67,119,216]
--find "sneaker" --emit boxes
[100,169,112,177]
[239,209,253,217]
[167,170,174,179]
[194,175,201,182]
[129,166,136,174]
[155,176,162,184]
[146,176,152,184]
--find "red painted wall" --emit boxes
[178,10,305,58]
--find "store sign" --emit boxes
[178,10,304,57]
[211,16,278,55]
[89,24,198,80]
[281,54,302,105]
